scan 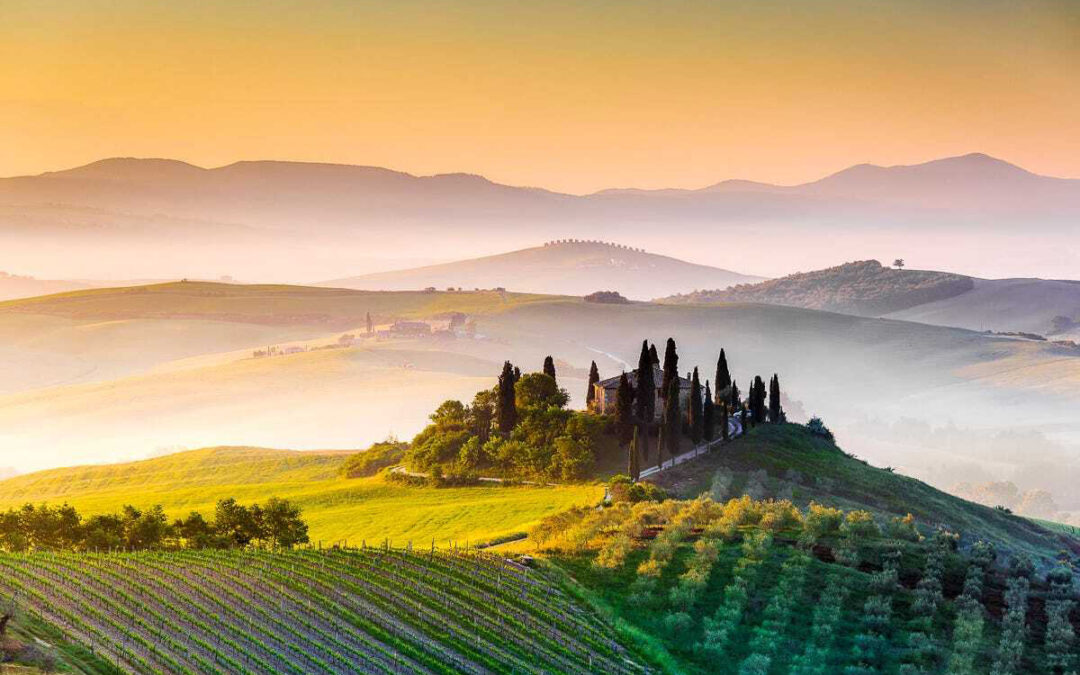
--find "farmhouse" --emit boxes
[591,365,692,422]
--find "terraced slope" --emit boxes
[0,547,646,675]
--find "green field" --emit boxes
[0,447,602,548]
[0,547,643,674]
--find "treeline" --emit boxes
[405,357,606,481]
[401,338,787,483]
[0,497,309,552]
[610,338,786,480]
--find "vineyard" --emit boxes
[0,547,647,674]
[537,496,1080,674]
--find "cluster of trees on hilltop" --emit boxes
[0,497,309,552]
[614,338,786,480]
[404,357,607,481]
[402,340,789,483]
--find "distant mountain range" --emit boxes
[1,153,1078,282]
[321,241,762,299]
[659,260,1080,338]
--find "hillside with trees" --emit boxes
[659,260,975,316]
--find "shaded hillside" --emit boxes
[886,277,1080,337]
[321,241,762,299]
[649,425,1076,560]
[658,260,974,316]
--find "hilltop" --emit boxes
[321,241,762,300]
[659,259,1080,338]
[658,260,974,316]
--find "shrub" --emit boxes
[806,416,834,441]
[840,511,880,539]
[340,440,408,478]
[885,513,921,542]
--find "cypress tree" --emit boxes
[585,361,600,409]
[615,372,635,446]
[366,312,373,335]
[749,375,767,427]
[496,361,518,432]
[730,380,741,410]
[689,367,703,444]
[543,356,557,382]
[513,366,521,382]
[634,340,656,425]
[703,381,715,442]
[714,349,731,400]
[769,373,784,423]
[648,343,660,365]
[720,401,729,441]
[663,376,681,460]
[628,425,642,481]
[661,338,678,400]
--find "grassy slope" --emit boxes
[6,614,119,675]
[0,447,602,547]
[650,424,1078,562]
[0,281,562,324]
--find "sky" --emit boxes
[1,0,1078,193]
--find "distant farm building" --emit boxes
[591,365,692,422]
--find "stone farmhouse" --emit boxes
[591,365,692,422]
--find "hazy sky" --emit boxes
[2,0,1078,193]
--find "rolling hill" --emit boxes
[2,280,1080,482]
[321,241,763,299]
[0,446,602,547]
[660,259,1080,338]
[3,153,1079,282]
[658,260,975,316]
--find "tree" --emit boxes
[496,361,518,432]
[768,374,784,423]
[689,367,703,444]
[634,340,656,425]
[729,380,741,410]
[663,376,681,460]
[749,376,767,426]
[703,381,715,442]
[628,425,642,481]
[585,361,600,409]
[615,372,635,445]
[543,355,557,382]
[261,497,310,548]
[214,498,260,548]
[720,401,730,441]
[515,372,568,409]
[714,349,732,399]
[661,338,679,400]
[175,512,217,549]
[468,388,496,443]
[893,258,905,269]
[648,343,660,365]
[365,311,373,334]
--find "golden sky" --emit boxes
[1,0,1078,193]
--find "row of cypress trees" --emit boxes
[585,339,785,480]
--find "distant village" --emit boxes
[251,312,472,359]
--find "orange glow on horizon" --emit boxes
[1,0,1078,193]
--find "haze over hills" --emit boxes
[661,259,1080,338]
[2,280,1080,505]
[2,153,1079,282]
[321,240,763,299]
